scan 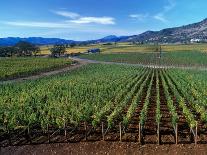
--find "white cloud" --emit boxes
[52,10,115,25]
[53,11,80,19]
[3,21,76,28]
[153,14,168,23]
[70,17,115,25]
[2,20,121,33]
[153,0,176,23]
[129,14,148,21]
[4,8,116,29]
[164,0,176,12]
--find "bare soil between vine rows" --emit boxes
[2,142,207,155]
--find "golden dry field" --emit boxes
[39,43,207,55]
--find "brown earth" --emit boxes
[1,142,207,155]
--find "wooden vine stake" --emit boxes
[157,123,160,145]
[47,124,50,143]
[64,122,67,140]
[119,122,122,142]
[27,127,32,144]
[84,122,87,141]
[8,130,12,146]
[195,121,198,145]
[175,123,178,145]
[139,123,142,144]
[102,122,105,141]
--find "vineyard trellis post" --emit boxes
[190,121,198,145]
[47,124,50,143]
[101,122,105,141]
[139,123,142,144]
[175,123,178,144]
[8,130,12,146]
[64,122,67,141]
[157,123,160,145]
[119,122,122,142]
[195,121,198,145]
[84,122,87,141]
[26,128,32,144]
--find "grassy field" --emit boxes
[79,51,207,67]
[0,57,72,80]
[39,43,207,55]
[0,63,207,145]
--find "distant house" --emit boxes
[87,48,101,54]
[190,38,201,43]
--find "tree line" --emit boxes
[0,41,40,57]
[0,41,79,57]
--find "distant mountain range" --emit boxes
[0,37,76,46]
[1,18,207,46]
[125,18,207,43]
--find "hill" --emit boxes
[1,18,207,46]
[125,18,207,43]
[0,37,76,46]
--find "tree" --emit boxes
[69,43,76,48]
[0,46,18,57]
[15,41,39,56]
[33,47,40,57]
[0,41,40,57]
[50,44,66,57]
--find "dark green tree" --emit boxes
[69,43,76,48]
[15,41,39,56]
[0,46,18,57]
[33,47,40,57]
[50,44,66,57]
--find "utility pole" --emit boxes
[154,42,159,66]
[159,45,162,58]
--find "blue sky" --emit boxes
[0,0,207,40]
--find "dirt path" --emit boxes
[0,60,89,84]
[1,142,207,155]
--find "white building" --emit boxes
[190,38,201,43]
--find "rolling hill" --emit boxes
[0,18,207,46]
[124,18,207,43]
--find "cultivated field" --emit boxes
[79,51,207,67]
[0,63,207,146]
[0,57,72,80]
[1,45,207,155]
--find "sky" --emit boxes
[0,0,207,41]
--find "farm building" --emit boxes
[87,48,101,54]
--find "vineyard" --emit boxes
[79,51,207,67]
[0,63,207,146]
[0,57,72,80]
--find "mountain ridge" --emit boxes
[125,18,207,43]
[1,18,207,46]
